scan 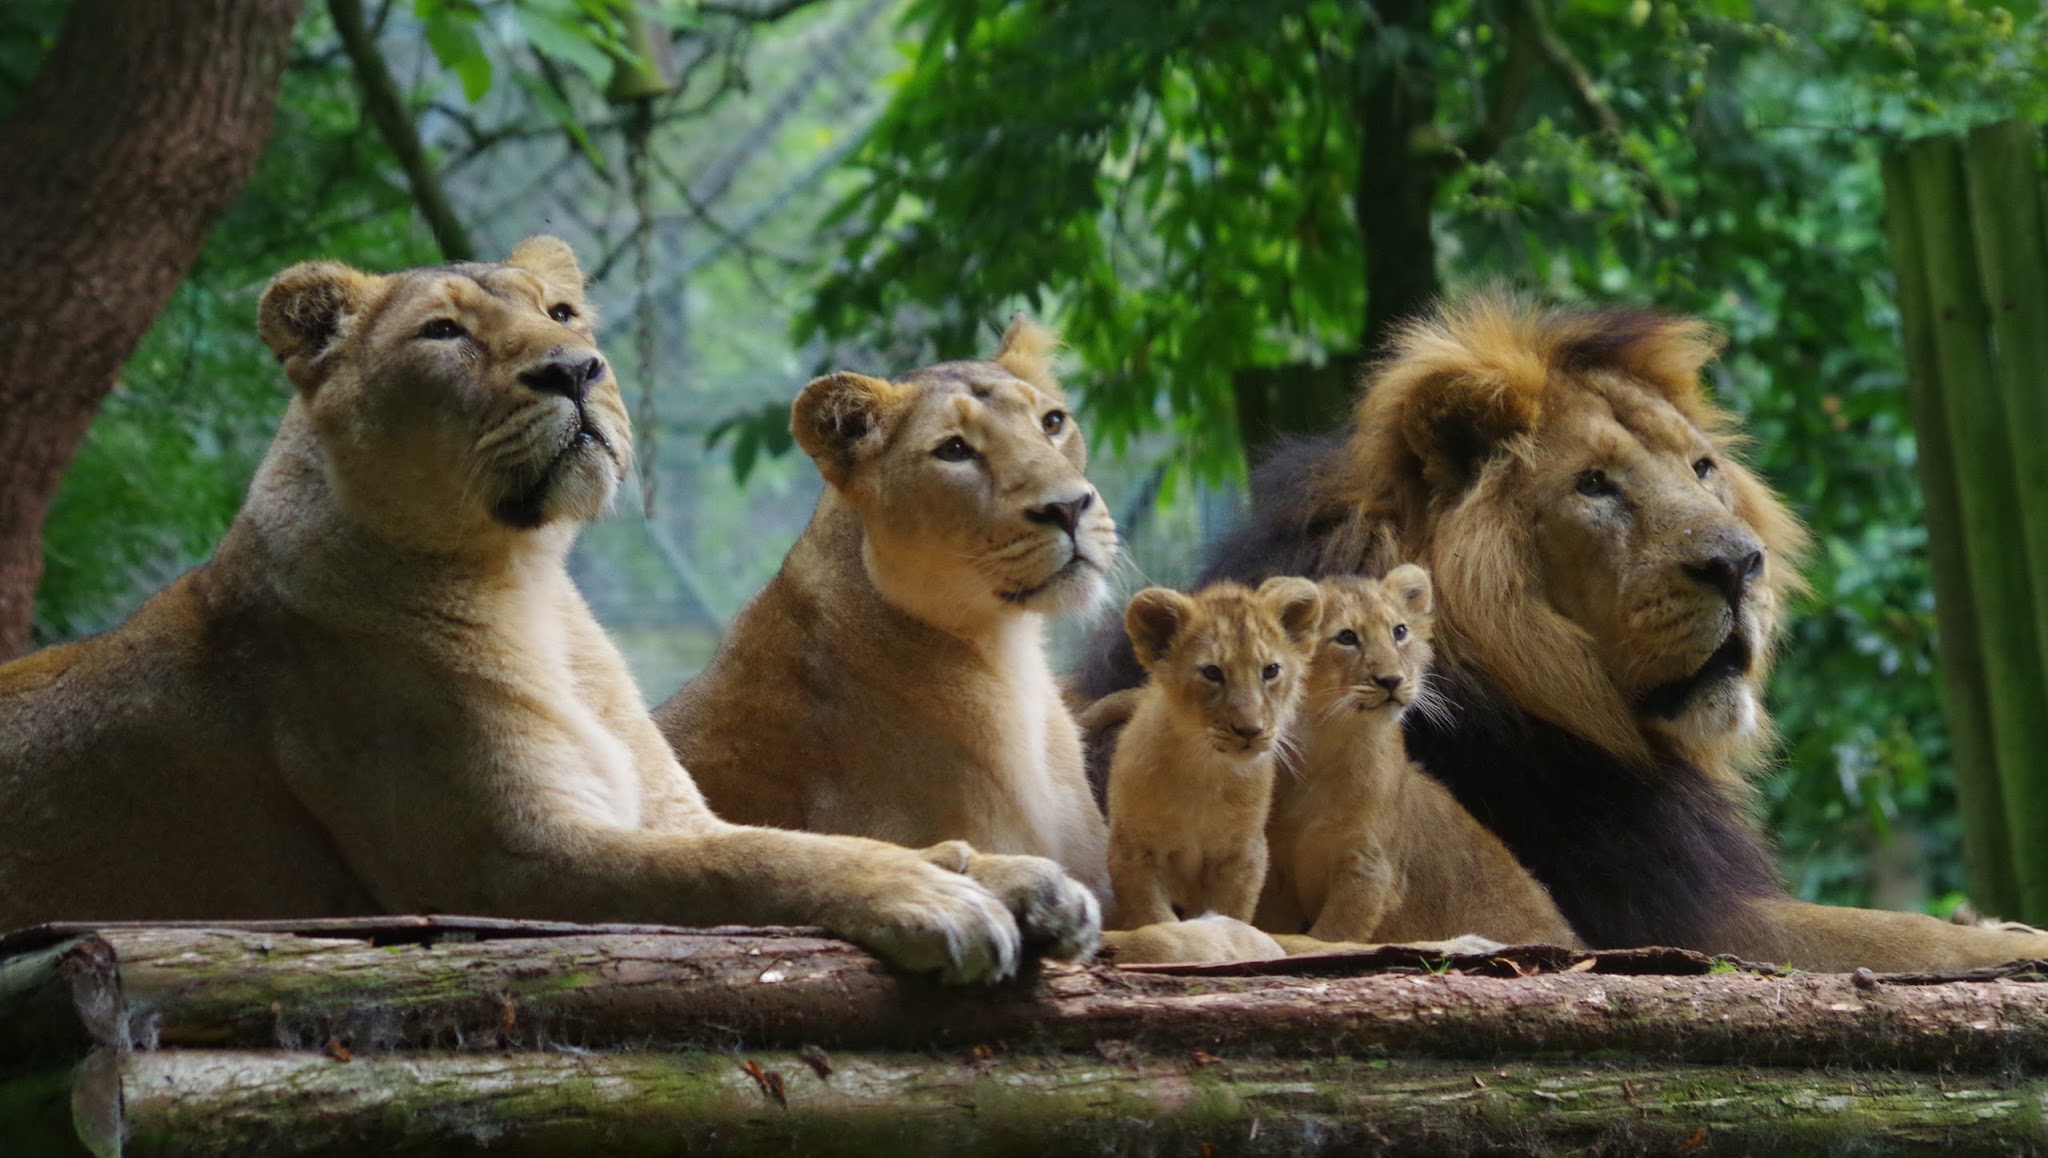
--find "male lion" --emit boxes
[654,322,1113,912]
[1078,294,2048,971]
[0,239,1095,984]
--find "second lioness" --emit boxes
[1258,568,1579,946]
[656,321,1114,911]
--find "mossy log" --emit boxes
[11,1049,2048,1157]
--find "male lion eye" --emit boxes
[419,318,466,341]
[932,436,977,462]
[1335,628,1360,647]
[1694,457,1715,480]
[1576,469,1616,498]
[1200,664,1224,684]
[1042,410,1067,436]
[548,303,578,323]
[1262,663,1280,682]
[1392,623,1409,642]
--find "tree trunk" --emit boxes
[1355,0,1444,361]
[0,0,303,659]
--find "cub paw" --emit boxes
[821,850,1023,985]
[923,843,1101,963]
[1105,914,1284,964]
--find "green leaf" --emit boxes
[517,7,618,84]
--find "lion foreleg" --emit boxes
[920,840,1100,962]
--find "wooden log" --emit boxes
[57,926,2048,1072]
[86,1049,2048,1157]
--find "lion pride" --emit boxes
[1078,294,2048,971]
[0,239,1096,984]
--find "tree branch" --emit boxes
[1505,0,1679,218]
[329,0,475,260]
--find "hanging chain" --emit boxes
[627,102,659,518]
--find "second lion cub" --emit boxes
[1258,566,1579,946]
[1106,578,1322,929]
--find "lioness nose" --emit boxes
[1025,491,1094,535]
[1375,674,1405,692]
[1685,548,1764,605]
[520,355,606,401]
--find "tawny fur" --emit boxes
[655,318,1114,919]
[1105,578,1322,929]
[0,241,1095,985]
[1258,569,1579,947]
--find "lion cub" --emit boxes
[1258,567,1579,946]
[1105,578,1322,929]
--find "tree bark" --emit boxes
[1355,0,1443,361]
[18,1050,2031,1157]
[0,0,303,659]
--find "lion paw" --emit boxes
[924,844,1100,963]
[821,852,1023,985]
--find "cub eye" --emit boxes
[418,318,466,341]
[1199,664,1224,684]
[548,303,578,323]
[1694,456,1715,481]
[932,436,977,462]
[1334,628,1360,647]
[1262,663,1281,682]
[1392,623,1409,642]
[1576,469,1617,498]
[1041,410,1067,436]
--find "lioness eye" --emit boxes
[1335,628,1360,647]
[549,303,578,323]
[932,436,978,462]
[1042,410,1066,436]
[1393,623,1409,642]
[1200,664,1224,684]
[1694,457,1715,480]
[419,318,466,341]
[1576,469,1616,498]
[1262,663,1281,681]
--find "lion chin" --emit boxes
[491,424,623,530]
[1002,551,1110,615]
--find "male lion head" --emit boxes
[791,317,1117,629]
[1322,295,1809,770]
[257,237,629,548]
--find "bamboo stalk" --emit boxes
[1880,145,2015,916]
[1903,134,2048,925]
[1960,120,2048,919]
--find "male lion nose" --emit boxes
[1375,674,1405,692]
[1685,548,1764,606]
[1025,491,1094,535]
[520,355,606,402]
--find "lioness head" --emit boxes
[1125,578,1322,755]
[1305,566,1436,720]
[791,318,1117,628]
[1334,296,1808,769]
[257,237,628,548]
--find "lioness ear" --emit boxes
[1257,576,1324,651]
[258,261,378,393]
[791,371,901,489]
[993,314,1061,392]
[1125,587,1194,671]
[1383,563,1433,618]
[506,235,585,291]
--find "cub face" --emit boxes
[1306,565,1435,718]
[1126,578,1323,754]
[791,318,1117,625]
[258,237,629,547]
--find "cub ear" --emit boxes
[791,371,901,489]
[1257,576,1324,651]
[1125,587,1194,671]
[258,261,378,393]
[506,235,585,291]
[1383,563,1434,618]
[993,314,1061,392]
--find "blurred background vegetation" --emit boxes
[4,0,2044,915]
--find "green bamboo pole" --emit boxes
[1961,121,2048,919]
[1906,134,2048,923]
[1881,146,2017,917]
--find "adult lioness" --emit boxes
[1078,294,2048,971]
[655,321,1113,913]
[0,240,1095,984]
